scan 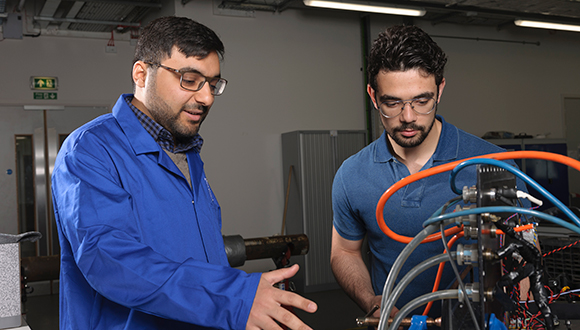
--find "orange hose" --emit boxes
[376,151,580,243]
[495,223,534,236]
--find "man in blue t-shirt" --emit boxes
[330,25,526,321]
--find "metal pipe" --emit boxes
[388,290,458,330]
[383,252,457,319]
[357,316,442,328]
[224,234,309,267]
[78,0,162,7]
[244,234,309,260]
[33,16,141,27]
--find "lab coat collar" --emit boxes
[112,94,183,177]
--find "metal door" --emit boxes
[1,105,108,258]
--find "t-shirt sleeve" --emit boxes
[332,165,367,241]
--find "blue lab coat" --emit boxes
[52,94,260,329]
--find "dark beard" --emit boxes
[387,118,435,148]
[145,72,208,140]
[151,107,200,139]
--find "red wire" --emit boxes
[543,239,580,258]
[107,31,115,46]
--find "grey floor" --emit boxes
[21,288,365,330]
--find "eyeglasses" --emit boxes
[377,97,437,118]
[145,62,228,96]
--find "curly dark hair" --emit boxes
[133,16,224,67]
[367,25,447,91]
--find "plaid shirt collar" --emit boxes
[124,95,203,153]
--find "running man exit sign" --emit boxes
[30,76,58,90]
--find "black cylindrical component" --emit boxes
[223,234,309,267]
[244,234,309,261]
[223,235,247,267]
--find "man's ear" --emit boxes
[367,84,378,109]
[437,78,446,103]
[132,61,148,88]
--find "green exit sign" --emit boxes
[30,76,58,90]
[33,92,58,100]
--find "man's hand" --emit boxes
[369,295,398,319]
[368,295,382,318]
[246,264,317,330]
[365,295,400,329]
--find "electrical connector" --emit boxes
[456,244,478,265]
[462,185,477,203]
[458,282,480,303]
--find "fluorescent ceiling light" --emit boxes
[24,105,65,110]
[303,0,426,17]
[514,19,580,33]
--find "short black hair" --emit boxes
[367,25,447,91]
[133,16,224,66]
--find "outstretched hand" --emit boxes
[246,264,317,330]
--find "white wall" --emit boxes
[0,18,136,237]
[0,34,135,106]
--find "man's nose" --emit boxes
[400,102,417,122]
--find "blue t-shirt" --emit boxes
[332,115,526,315]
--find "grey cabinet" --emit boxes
[282,130,367,292]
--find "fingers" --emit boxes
[247,305,309,330]
[389,306,399,318]
[273,304,312,330]
[246,269,317,330]
[370,295,382,317]
[247,291,316,330]
[279,289,317,314]
[261,264,300,285]
[245,310,283,330]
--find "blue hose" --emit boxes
[449,158,580,227]
[423,206,580,235]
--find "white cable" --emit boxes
[517,190,543,206]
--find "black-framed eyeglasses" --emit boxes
[377,97,437,119]
[145,62,227,96]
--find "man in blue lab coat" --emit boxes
[52,16,316,330]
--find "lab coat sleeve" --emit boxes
[52,135,260,330]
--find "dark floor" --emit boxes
[23,294,59,330]
[23,290,580,330]
[20,288,365,330]
[295,289,365,330]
